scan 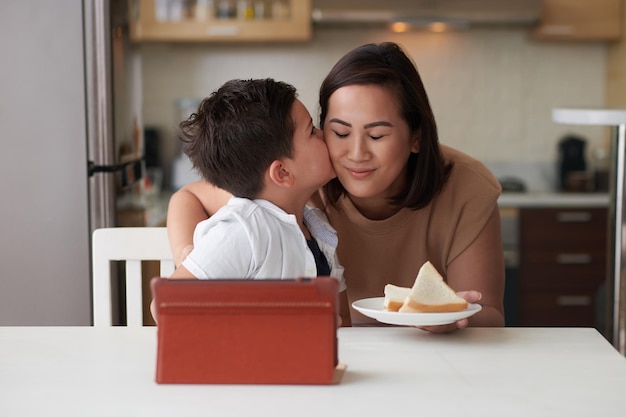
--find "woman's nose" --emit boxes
[348,137,369,161]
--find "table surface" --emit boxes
[2,326,626,416]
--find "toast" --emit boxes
[398,261,468,313]
[383,284,411,312]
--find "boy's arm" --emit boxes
[167,180,232,266]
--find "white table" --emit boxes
[2,327,626,416]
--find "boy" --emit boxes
[166,78,349,324]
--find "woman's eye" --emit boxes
[370,135,383,140]
[333,130,349,139]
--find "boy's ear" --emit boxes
[267,159,294,188]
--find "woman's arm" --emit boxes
[167,180,232,266]
[419,206,506,333]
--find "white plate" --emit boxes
[352,297,482,326]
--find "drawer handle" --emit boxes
[556,253,592,264]
[556,211,592,223]
[556,295,592,307]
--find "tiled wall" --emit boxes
[140,27,608,189]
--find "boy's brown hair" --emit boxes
[180,78,297,198]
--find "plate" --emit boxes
[352,297,482,326]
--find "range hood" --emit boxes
[312,0,541,30]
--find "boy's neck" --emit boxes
[255,189,312,239]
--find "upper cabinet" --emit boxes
[532,0,623,41]
[129,0,312,42]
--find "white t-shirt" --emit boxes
[182,197,346,291]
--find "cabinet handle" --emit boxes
[207,26,241,36]
[556,295,591,307]
[540,25,574,36]
[556,211,592,223]
[556,253,592,264]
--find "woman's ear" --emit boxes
[267,159,294,188]
[411,130,420,153]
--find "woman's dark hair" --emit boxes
[319,42,452,210]
[179,78,297,198]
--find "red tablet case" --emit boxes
[151,277,339,384]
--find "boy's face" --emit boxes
[288,99,336,191]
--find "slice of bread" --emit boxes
[398,261,468,313]
[383,284,411,312]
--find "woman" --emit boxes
[167,42,505,332]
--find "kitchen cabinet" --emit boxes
[532,0,622,41]
[129,0,312,42]
[517,207,608,328]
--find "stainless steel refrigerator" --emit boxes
[554,108,626,355]
[0,0,142,325]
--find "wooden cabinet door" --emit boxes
[532,0,622,41]
[130,0,312,42]
[517,207,608,328]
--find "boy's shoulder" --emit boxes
[206,196,297,229]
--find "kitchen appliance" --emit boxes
[553,108,626,356]
[558,134,589,192]
[498,177,527,193]
[0,0,143,325]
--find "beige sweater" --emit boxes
[318,146,501,324]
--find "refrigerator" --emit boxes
[553,108,626,356]
[0,0,143,325]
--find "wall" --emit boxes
[140,26,608,190]
[608,4,626,107]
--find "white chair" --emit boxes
[92,227,175,327]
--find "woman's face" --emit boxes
[324,84,419,204]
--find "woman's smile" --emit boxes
[346,166,375,179]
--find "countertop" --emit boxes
[498,191,609,208]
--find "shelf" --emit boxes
[552,108,626,126]
[130,0,312,42]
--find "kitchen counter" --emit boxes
[498,192,609,208]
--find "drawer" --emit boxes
[522,250,606,267]
[517,290,601,327]
[520,208,607,249]
[518,264,606,290]
[520,249,606,289]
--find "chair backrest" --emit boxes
[92,227,175,327]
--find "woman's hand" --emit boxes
[178,244,194,266]
[414,290,482,334]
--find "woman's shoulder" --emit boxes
[441,145,501,196]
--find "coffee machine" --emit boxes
[558,134,589,191]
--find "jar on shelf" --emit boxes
[216,0,235,18]
[271,0,289,19]
[236,1,254,19]
[194,0,214,20]
[253,0,266,19]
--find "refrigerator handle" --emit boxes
[88,159,144,190]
